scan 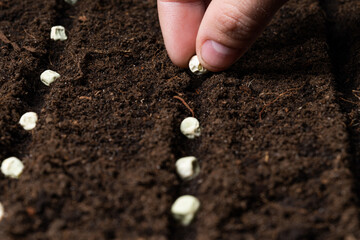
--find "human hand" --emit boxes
[158,0,288,72]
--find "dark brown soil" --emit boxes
[0,0,359,239]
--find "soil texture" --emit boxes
[0,0,360,239]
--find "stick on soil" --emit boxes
[174,95,195,117]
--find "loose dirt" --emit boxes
[0,0,359,239]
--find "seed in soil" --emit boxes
[0,202,3,221]
[19,112,38,130]
[1,157,24,179]
[180,117,201,139]
[189,55,208,75]
[171,195,200,226]
[40,70,60,86]
[50,26,67,41]
[175,156,200,180]
[64,0,77,5]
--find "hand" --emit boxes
[158,0,288,72]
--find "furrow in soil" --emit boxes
[0,0,359,239]
[0,0,94,238]
[320,0,360,212]
[1,0,182,239]
[0,0,76,162]
[168,81,207,240]
[0,1,56,160]
[0,1,61,239]
[189,0,360,239]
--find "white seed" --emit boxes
[180,117,201,139]
[0,202,4,221]
[50,26,67,41]
[40,70,60,86]
[171,195,200,226]
[1,157,24,179]
[19,112,38,131]
[176,156,200,181]
[189,55,207,75]
[64,0,78,5]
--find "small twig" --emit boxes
[352,90,360,100]
[23,46,37,53]
[339,97,359,105]
[173,95,194,117]
[64,158,83,166]
[259,86,302,120]
[23,29,37,40]
[0,30,11,44]
[0,30,20,51]
[48,54,54,67]
[78,96,92,100]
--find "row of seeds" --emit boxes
[171,117,201,226]
[0,0,78,222]
[0,0,209,228]
[171,56,207,226]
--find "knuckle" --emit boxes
[215,3,262,43]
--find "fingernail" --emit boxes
[200,40,240,70]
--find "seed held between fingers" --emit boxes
[50,26,67,41]
[1,157,24,179]
[180,117,201,139]
[171,195,200,226]
[40,70,60,86]
[176,156,200,181]
[19,112,38,131]
[189,55,208,75]
[0,202,3,221]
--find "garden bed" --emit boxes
[0,0,359,239]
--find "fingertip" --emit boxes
[157,0,205,69]
[197,40,242,72]
[195,0,287,71]
[164,38,195,68]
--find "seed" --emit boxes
[1,157,24,179]
[171,195,200,226]
[64,0,78,5]
[19,112,38,131]
[50,26,67,41]
[189,55,208,75]
[40,70,60,86]
[180,117,201,139]
[0,202,3,221]
[175,156,200,181]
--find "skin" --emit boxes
[158,0,289,72]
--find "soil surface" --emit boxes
[0,0,359,239]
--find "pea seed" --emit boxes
[171,195,200,226]
[1,157,24,179]
[180,117,201,139]
[176,156,200,181]
[19,112,38,131]
[189,55,207,75]
[40,70,60,86]
[50,26,67,41]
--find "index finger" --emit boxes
[158,0,206,68]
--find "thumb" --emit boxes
[196,0,287,71]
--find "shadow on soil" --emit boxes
[319,0,360,209]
